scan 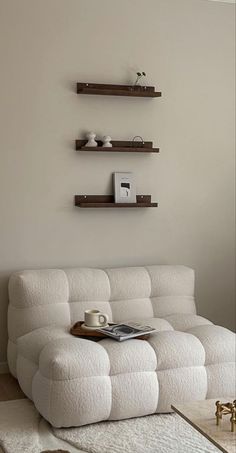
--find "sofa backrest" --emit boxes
[8,265,195,346]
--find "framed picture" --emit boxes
[113,172,136,203]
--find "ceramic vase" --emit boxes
[102,136,112,147]
[85,132,97,147]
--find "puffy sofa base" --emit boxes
[8,266,236,427]
[15,323,235,428]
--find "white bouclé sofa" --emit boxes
[8,265,235,427]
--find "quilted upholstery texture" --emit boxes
[7,265,236,427]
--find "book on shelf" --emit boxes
[98,322,156,342]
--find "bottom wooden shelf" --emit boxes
[75,195,158,208]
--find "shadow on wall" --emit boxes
[0,273,11,364]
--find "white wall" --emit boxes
[208,1,235,3]
[0,0,235,367]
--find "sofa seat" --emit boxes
[8,265,236,428]
[16,314,235,427]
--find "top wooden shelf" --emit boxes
[77,83,162,98]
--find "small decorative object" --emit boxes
[113,172,136,203]
[102,135,112,147]
[134,71,146,86]
[215,400,236,432]
[132,135,145,148]
[85,131,97,147]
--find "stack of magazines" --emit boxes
[98,322,156,342]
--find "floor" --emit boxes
[0,374,25,453]
[0,373,25,402]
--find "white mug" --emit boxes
[84,309,109,327]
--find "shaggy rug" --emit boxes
[0,399,220,453]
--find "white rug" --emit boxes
[0,399,220,453]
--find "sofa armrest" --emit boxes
[17,325,71,365]
[38,336,110,381]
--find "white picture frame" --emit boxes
[113,172,136,203]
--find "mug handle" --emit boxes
[99,314,109,326]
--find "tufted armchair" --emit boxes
[8,265,235,427]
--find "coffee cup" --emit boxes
[84,309,109,327]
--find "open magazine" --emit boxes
[98,322,156,342]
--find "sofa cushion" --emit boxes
[186,325,236,365]
[146,265,194,297]
[205,362,236,398]
[39,337,110,380]
[17,326,70,364]
[110,298,154,323]
[134,318,174,331]
[164,313,212,331]
[32,372,112,427]
[156,366,207,412]
[105,267,151,301]
[148,331,205,370]
[66,268,110,302]
[109,372,158,420]
[8,304,70,343]
[9,269,69,308]
[101,338,157,375]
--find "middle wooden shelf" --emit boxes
[75,140,159,153]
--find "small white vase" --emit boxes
[102,136,112,147]
[85,132,97,147]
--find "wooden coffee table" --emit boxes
[172,399,236,453]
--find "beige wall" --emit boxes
[0,0,235,367]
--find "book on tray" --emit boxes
[98,322,156,341]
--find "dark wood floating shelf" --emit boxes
[75,195,158,208]
[77,83,162,98]
[75,140,159,153]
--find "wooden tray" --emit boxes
[70,321,149,340]
[70,321,109,337]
